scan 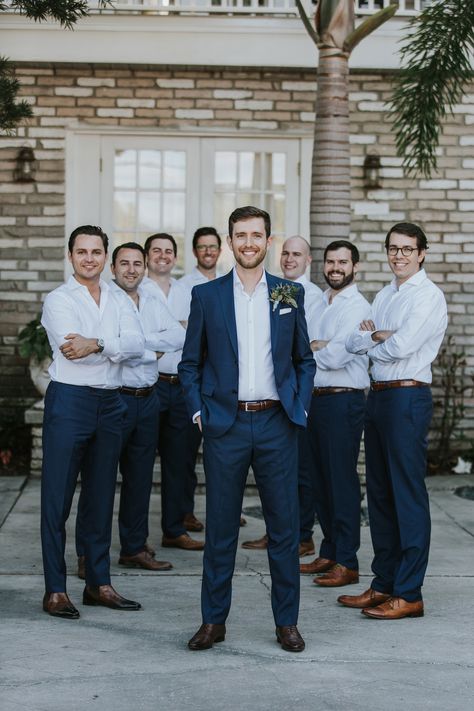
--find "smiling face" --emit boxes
[194,233,221,272]
[280,236,311,280]
[111,247,145,294]
[227,216,271,271]
[146,237,177,277]
[68,234,107,285]
[323,247,357,291]
[387,232,425,285]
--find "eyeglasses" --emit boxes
[195,245,220,253]
[387,245,419,257]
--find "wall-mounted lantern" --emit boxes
[363,152,381,190]
[14,146,37,183]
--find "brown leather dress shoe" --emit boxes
[144,542,156,557]
[183,513,204,532]
[298,539,315,558]
[188,623,226,650]
[300,557,335,575]
[77,555,85,580]
[362,596,424,620]
[241,534,268,550]
[162,533,204,551]
[43,592,80,619]
[314,563,359,587]
[118,549,173,571]
[83,585,142,611]
[275,625,305,653]
[337,587,391,609]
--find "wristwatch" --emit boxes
[97,337,105,353]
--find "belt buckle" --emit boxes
[243,401,252,412]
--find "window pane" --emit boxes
[215,152,237,187]
[163,192,185,232]
[114,150,137,189]
[138,193,160,233]
[238,153,255,189]
[164,151,186,189]
[139,150,161,190]
[271,153,286,188]
[114,191,136,230]
[214,192,236,234]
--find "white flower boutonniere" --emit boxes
[269,283,299,312]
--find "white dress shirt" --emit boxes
[308,284,371,389]
[345,269,448,383]
[141,276,189,374]
[109,281,186,388]
[294,274,323,324]
[42,275,144,389]
[233,268,279,402]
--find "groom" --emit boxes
[179,206,315,652]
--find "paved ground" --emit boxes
[1,474,474,711]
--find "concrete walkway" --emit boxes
[1,475,474,711]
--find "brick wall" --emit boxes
[1,63,473,450]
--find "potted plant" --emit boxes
[18,314,52,397]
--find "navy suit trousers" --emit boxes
[364,386,433,602]
[41,382,125,592]
[297,426,316,543]
[202,406,300,626]
[308,391,365,570]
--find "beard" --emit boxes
[324,269,354,291]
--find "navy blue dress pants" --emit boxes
[41,382,125,592]
[308,390,365,570]
[364,386,433,602]
[297,426,316,543]
[201,406,300,626]
[182,422,202,516]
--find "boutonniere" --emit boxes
[269,283,299,312]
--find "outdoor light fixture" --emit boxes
[363,152,381,190]
[14,146,37,183]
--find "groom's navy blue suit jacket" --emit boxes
[178,270,316,438]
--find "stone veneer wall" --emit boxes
[1,63,473,456]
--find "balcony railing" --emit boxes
[85,0,432,17]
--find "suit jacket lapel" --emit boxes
[266,272,280,356]
[219,271,238,358]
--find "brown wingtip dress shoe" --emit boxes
[300,557,335,575]
[275,625,305,653]
[241,534,268,550]
[43,592,80,619]
[188,623,226,650]
[337,587,391,609]
[77,555,85,580]
[118,549,173,571]
[314,563,359,587]
[183,513,204,532]
[162,533,204,551]
[362,596,424,620]
[83,585,142,611]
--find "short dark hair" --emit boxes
[192,227,221,250]
[228,206,271,239]
[111,242,145,266]
[324,240,360,265]
[385,222,428,266]
[144,232,177,257]
[68,225,108,253]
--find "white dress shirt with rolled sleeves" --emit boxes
[109,281,186,388]
[345,269,448,384]
[294,274,323,325]
[308,284,371,389]
[141,276,189,374]
[42,276,144,389]
[233,268,279,402]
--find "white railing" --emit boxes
[86,0,433,17]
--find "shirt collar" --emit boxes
[66,274,109,292]
[390,268,427,291]
[233,266,267,292]
[322,282,358,304]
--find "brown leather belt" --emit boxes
[159,373,180,385]
[120,385,154,398]
[370,379,429,392]
[238,399,280,412]
[313,387,362,396]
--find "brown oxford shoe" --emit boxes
[162,533,204,551]
[183,513,204,532]
[188,623,226,650]
[298,539,315,558]
[83,584,141,611]
[119,549,173,571]
[77,555,85,580]
[314,563,359,587]
[300,557,335,575]
[362,596,424,620]
[241,534,268,550]
[144,542,156,557]
[43,592,80,620]
[275,625,305,653]
[337,587,391,609]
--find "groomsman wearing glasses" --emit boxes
[343,223,447,619]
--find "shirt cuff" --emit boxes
[192,410,201,424]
